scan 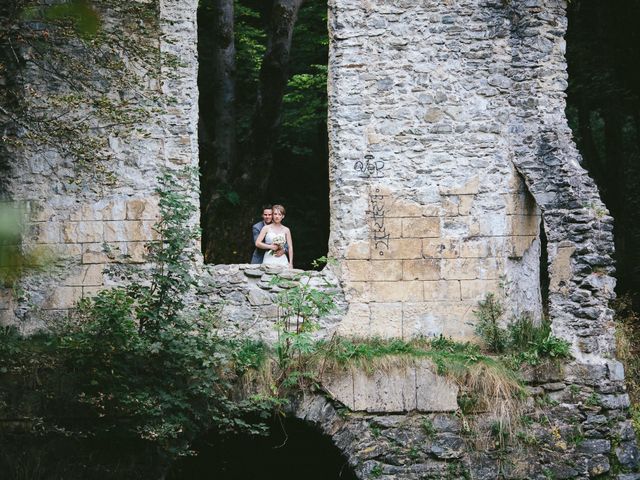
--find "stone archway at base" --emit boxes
[167,406,357,480]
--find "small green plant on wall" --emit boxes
[474,293,571,366]
[269,264,338,392]
[474,293,508,353]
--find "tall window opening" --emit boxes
[198,0,329,270]
[566,0,640,304]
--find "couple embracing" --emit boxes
[251,204,293,269]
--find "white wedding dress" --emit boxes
[262,230,289,266]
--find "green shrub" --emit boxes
[474,294,571,365]
[0,169,269,476]
[508,315,571,366]
[474,293,508,353]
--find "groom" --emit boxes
[250,205,285,263]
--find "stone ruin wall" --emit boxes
[328,0,545,341]
[1,0,639,476]
[0,0,616,364]
[0,0,200,332]
[325,0,619,369]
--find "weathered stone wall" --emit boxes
[1,0,616,365]
[502,1,618,363]
[0,0,199,332]
[326,0,618,365]
[1,0,637,476]
[294,387,638,480]
[327,0,545,340]
[197,263,346,342]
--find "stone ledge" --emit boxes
[321,359,459,413]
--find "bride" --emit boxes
[255,204,293,268]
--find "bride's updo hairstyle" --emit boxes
[272,204,286,216]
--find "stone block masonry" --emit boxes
[0,0,200,332]
[1,0,637,475]
[329,0,543,340]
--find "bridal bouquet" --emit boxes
[268,234,286,255]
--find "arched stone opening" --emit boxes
[167,413,357,480]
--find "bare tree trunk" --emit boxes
[201,0,235,261]
[212,0,236,185]
[240,0,305,194]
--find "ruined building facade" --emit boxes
[1,0,638,477]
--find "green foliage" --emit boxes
[508,314,542,349]
[371,464,383,478]
[474,293,507,353]
[474,294,571,366]
[23,0,101,38]
[272,271,336,335]
[446,461,470,480]
[270,270,337,392]
[585,392,601,408]
[0,202,58,287]
[421,418,436,438]
[0,203,52,286]
[320,335,502,378]
[490,419,510,448]
[231,338,268,374]
[277,0,328,159]
[324,336,421,364]
[0,170,267,475]
[568,425,585,446]
[279,65,328,156]
[508,315,571,366]
[513,333,571,366]
[631,405,640,439]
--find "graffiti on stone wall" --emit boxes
[354,154,385,178]
[370,188,389,256]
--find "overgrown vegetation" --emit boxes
[0,192,578,478]
[474,293,571,364]
[235,288,573,454]
[614,294,640,435]
[474,293,508,353]
[0,169,272,478]
[0,170,577,476]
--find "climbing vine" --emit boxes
[0,0,165,189]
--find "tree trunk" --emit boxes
[240,0,305,195]
[212,0,236,186]
[201,0,235,261]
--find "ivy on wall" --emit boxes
[0,0,165,190]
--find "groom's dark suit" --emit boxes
[250,221,266,264]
